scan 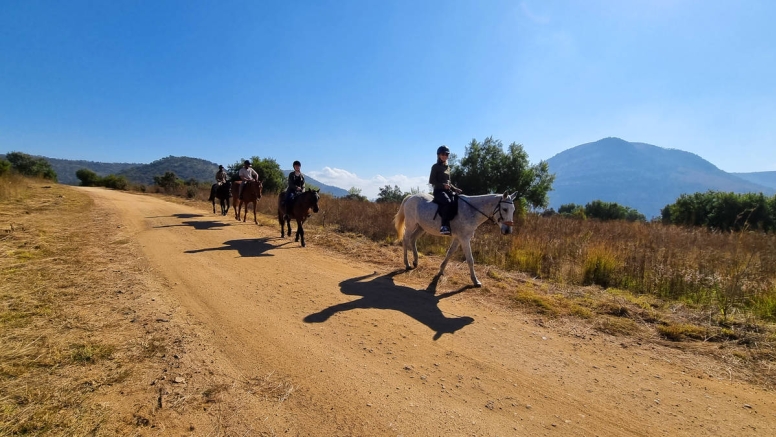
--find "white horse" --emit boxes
[394,192,517,287]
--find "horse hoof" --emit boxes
[473,281,482,288]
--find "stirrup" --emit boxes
[440,226,451,235]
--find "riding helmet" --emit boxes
[244,160,251,166]
[293,160,301,167]
[437,145,450,155]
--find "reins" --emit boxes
[457,194,514,226]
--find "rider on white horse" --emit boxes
[429,145,462,235]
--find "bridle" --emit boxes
[457,194,515,226]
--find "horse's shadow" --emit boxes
[304,271,475,340]
[146,213,204,219]
[185,238,275,257]
[155,220,230,231]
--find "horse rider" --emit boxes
[284,160,305,218]
[215,165,228,185]
[238,160,259,199]
[209,164,230,202]
[429,145,462,235]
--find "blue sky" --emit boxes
[2,0,775,199]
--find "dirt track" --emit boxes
[82,187,776,436]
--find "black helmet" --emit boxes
[293,160,301,167]
[244,160,251,166]
[437,145,450,155]
[218,165,224,169]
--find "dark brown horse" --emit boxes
[209,182,231,216]
[231,180,263,224]
[277,189,320,247]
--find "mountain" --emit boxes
[546,137,775,218]
[1,152,349,197]
[732,171,776,190]
[115,156,218,185]
[0,153,140,185]
[281,170,349,197]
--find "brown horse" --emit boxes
[277,189,320,247]
[231,180,263,224]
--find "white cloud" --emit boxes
[308,167,429,200]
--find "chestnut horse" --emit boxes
[231,180,263,224]
[277,189,320,247]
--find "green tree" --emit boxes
[0,159,11,176]
[376,185,406,203]
[344,187,368,202]
[229,157,285,193]
[101,174,128,190]
[76,168,101,186]
[153,171,183,190]
[450,137,554,208]
[6,151,57,181]
[584,200,645,222]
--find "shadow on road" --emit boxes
[155,220,230,231]
[304,270,475,340]
[185,238,275,257]
[146,213,205,219]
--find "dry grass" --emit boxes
[0,179,294,435]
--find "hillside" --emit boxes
[733,171,776,190]
[281,169,349,197]
[546,137,774,217]
[2,153,349,197]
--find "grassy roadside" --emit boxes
[0,180,291,435]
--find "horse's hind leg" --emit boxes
[403,226,425,270]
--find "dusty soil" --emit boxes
[73,187,776,436]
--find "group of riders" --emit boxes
[212,145,459,235]
[212,159,305,217]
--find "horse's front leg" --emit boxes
[296,220,304,246]
[460,238,481,287]
[234,201,241,221]
[438,238,461,278]
[252,203,258,224]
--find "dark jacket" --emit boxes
[429,160,458,191]
[287,171,305,193]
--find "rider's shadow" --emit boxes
[185,238,275,257]
[304,271,474,340]
[155,220,229,231]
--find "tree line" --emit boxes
[9,146,776,233]
[661,191,776,232]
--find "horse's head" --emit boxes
[308,188,320,213]
[496,192,517,235]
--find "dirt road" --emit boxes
[82,187,776,436]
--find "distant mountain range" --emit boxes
[546,137,776,217]
[5,140,775,211]
[0,154,348,198]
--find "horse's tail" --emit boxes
[394,196,408,241]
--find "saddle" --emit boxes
[432,193,459,221]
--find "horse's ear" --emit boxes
[510,192,518,201]
[502,191,509,199]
